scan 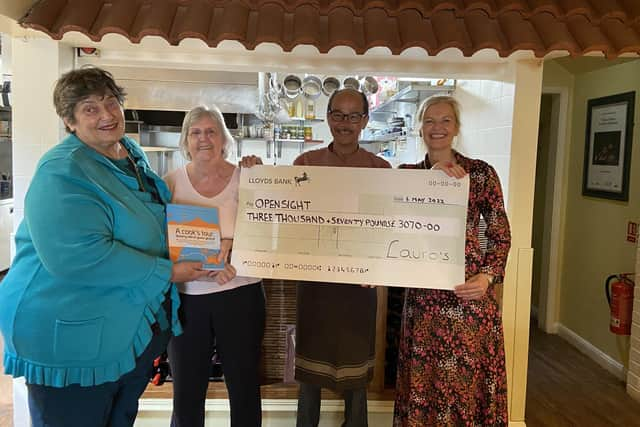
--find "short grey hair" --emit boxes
[179,105,234,161]
[415,95,462,133]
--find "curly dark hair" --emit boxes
[53,66,126,132]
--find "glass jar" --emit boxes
[305,99,315,120]
[295,99,304,118]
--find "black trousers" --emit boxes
[168,282,266,427]
[296,382,369,427]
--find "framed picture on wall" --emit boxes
[582,91,635,201]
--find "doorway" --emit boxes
[531,89,568,333]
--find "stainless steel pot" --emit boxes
[343,77,360,91]
[361,76,379,95]
[321,76,340,96]
[301,75,322,99]
[283,75,302,98]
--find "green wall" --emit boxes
[543,59,640,363]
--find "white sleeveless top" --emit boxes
[164,165,260,295]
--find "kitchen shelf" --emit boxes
[238,137,267,143]
[142,125,181,133]
[141,146,179,152]
[276,139,323,144]
[370,82,456,115]
[363,131,406,143]
[284,117,324,122]
[238,137,322,144]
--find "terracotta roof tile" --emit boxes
[464,10,505,52]
[397,8,437,52]
[291,4,321,45]
[171,2,213,43]
[93,1,141,39]
[566,14,611,54]
[19,0,640,58]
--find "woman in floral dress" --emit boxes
[393,95,511,426]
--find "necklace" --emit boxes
[126,153,146,192]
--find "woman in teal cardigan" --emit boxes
[0,67,209,427]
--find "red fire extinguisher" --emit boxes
[605,273,635,335]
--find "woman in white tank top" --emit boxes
[164,106,265,427]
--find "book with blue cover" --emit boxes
[166,203,224,270]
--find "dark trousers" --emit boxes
[168,282,266,427]
[27,328,170,427]
[296,382,369,427]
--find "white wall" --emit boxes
[456,79,515,203]
[9,34,74,427]
[11,37,72,226]
[629,232,640,398]
[627,237,640,401]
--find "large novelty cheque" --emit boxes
[231,165,469,289]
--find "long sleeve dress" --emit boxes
[393,151,511,427]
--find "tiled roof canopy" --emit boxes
[19,0,640,58]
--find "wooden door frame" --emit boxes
[537,87,569,334]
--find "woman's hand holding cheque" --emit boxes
[431,161,467,179]
[171,261,210,283]
[454,273,492,301]
[210,238,236,284]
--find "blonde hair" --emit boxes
[179,105,234,160]
[415,95,461,133]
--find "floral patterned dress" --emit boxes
[393,151,511,427]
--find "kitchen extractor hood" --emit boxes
[102,66,259,114]
[122,79,258,113]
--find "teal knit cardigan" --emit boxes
[0,134,181,387]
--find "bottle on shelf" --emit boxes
[305,99,315,120]
[295,98,304,118]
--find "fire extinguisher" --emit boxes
[605,273,635,335]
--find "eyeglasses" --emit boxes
[188,128,217,139]
[328,110,367,123]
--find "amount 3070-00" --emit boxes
[396,220,441,231]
